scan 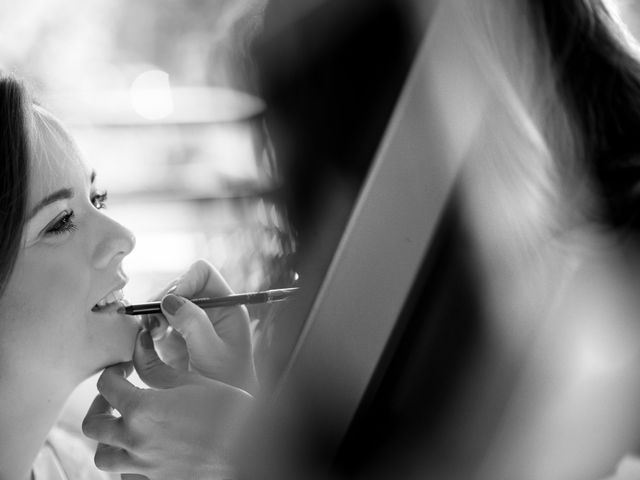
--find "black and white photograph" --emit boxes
[2,0,640,479]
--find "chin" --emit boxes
[85,337,137,379]
[88,309,140,370]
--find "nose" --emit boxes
[92,214,136,270]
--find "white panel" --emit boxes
[273,2,490,460]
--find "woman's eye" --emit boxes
[91,190,108,210]
[45,211,77,236]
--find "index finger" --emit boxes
[97,366,142,416]
[146,278,180,303]
[140,280,182,330]
[174,259,234,299]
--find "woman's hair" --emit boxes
[0,75,31,296]
[0,74,83,297]
[530,0,640,231]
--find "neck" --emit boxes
[0,369,76,480]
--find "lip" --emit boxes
[91,279,128,313]
[91,300,126,314]
[91,298,142,329]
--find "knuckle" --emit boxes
[136,391,163,422]
[121,430,139,451]
[119,362,134,377]
[81,418,95,436]
[126,388,149,420]
[177,314,199,337]
[126,394,141,417]
[96,376,105,393]
[96,372,110,393]
[193,258,211,270]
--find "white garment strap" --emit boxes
[31,439,70,480]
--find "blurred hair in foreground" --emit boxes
[240,0,640,479]
[453,0,640,479]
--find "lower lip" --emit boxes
[91,301,142,329]
[91,301,126,314]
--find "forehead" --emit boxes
[28,110,89,205]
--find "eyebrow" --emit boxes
[27,188,74,220]
[27,170,97,221]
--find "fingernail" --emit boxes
[162,294,185,315]
[167,284,178,295]
[140,330,154,349]
[148,315,161,332]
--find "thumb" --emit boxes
[160,294,226,370]
[133,330,184,389]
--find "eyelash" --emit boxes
[45,190,109,236]
[46,211,77,236]
[92,190,108,210]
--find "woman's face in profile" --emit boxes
[0,114,138,386]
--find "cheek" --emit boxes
[22,252,92,320]
[0,239,139,377]
[0,250,93,367]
